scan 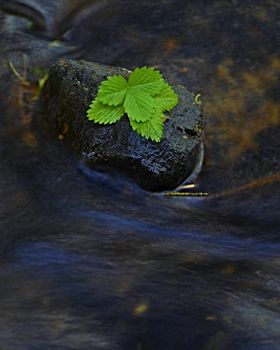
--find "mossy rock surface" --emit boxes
[47,59,203,191]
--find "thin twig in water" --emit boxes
[164,192,208,197]
[8,61,30,87]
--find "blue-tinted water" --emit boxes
[0,1,279,349]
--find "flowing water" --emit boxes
[0,1,279,349]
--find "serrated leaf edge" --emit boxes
[87,66,179,142]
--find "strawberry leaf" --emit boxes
[129,108,165,142]
[97,75,128,106]
[155,83,179,112]
[86,66,180,142]
[124,88,155,122]
[128,66,164,96]
[87,100,125,124]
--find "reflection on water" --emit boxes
[0,0,279,349]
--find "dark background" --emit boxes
[0,1,279,349]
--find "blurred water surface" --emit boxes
[0,1,279,349]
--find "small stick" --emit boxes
[164,191,208,197]
[194,93,202,105]
[176,183,196,190]
[8,61,30,87]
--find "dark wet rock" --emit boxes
[47,59,203,191]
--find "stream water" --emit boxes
[0,1,279,349]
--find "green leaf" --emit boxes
[86,66,180,142]
[124,88,155,122]
[128,66,164,96]
[155,83,179,112]
[87,100,125,124]
[130,109,165,142]
[97,75,128,106]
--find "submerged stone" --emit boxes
[47,59,203,191]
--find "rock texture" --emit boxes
[47,59,203,191]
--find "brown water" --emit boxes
[0,1,279,349]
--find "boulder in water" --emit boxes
[47,59,203,191]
